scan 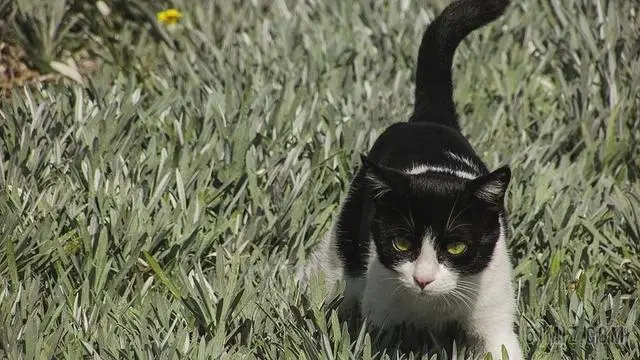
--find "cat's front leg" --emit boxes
[478,330,523,360]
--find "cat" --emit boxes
[297,0,523,359]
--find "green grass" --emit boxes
[1,0,639,359]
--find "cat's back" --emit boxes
[366,122,487,174]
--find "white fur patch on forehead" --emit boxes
[405,163,477,180]
[445,151,480,172]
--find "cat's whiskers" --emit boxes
[454,282,479,296]
[393,207,415,230]
[445,194,461,230]
[406,200,416,229]
[446,222,472,233]
[456,279,480,291]
[448,289,473,312]
[446,204,473,232]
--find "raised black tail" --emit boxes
[410,0,510,129]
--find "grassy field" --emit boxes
[1,0,639,359]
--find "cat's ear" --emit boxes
[465,165,511,206]
[360,154,409,200]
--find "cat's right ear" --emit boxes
[465,165,511,207]
[360,154,408,200]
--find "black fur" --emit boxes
[335,0,511,278]
[411,0,510,129]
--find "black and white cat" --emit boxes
[298,0,522,359]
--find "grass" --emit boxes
[0,0,639,359]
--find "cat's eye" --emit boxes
[446,242,467,255]
[392,238,412,252]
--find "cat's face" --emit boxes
[362,156,510,296]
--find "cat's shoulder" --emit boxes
[376,121,465,140]
[369,122,473,159]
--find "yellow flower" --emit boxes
[157,8,183,25]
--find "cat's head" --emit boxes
[360,155,511,296]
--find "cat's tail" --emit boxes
[410,0,510,129]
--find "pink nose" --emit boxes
[413,276,434,289]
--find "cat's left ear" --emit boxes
[360,154,409,200]
[465,165,511,206]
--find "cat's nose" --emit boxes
[413,275,433,289]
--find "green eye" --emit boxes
[392,238,412,252]
[446,242,467,255]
